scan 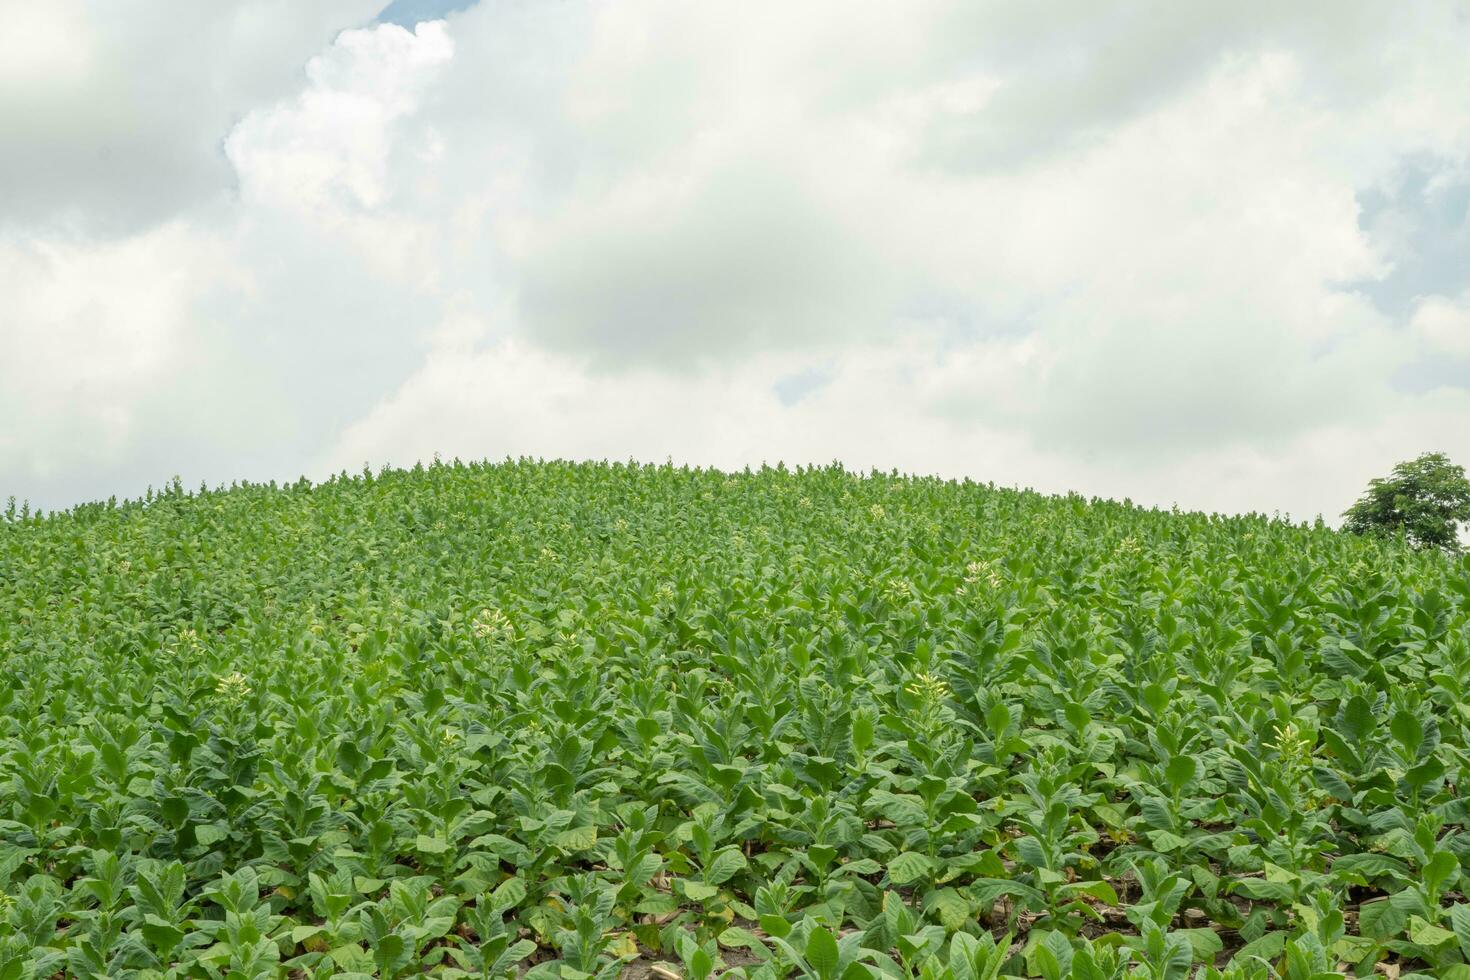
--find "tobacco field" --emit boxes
[3,459,1470,979]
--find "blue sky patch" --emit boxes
[773,366,835,407]
[1352,155,1470,318]
[376,0,479,27]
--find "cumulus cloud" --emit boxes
[3,0,1470,521]
[226,20,454,216]
[0,223,222,477]
[0,0,382,236]
[1410,293,1470,360]
[516,156,893,366]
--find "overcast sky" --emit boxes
[2,1,1469,520]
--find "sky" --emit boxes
[2,1,1469,520]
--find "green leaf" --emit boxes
[805,927,840,980]
[1424,849,1460,891]
[1338,695,1376,741]
[1059,879,1118,905]
[925,888,971,932]
[1031,943,1062,980]
[1148,830,1190,853]
[1358,897,1408,940]
[1232,878,1294,902]
[1410,920,1456,947]
[683,880,720,901]
[1230,931,1285,965]
[292,924,326,944]
[718,927,770,959]
[1405,756,1447,791]
[370,932,413,979]
[1330,852,1408,882]
[140,918,186,955]
[490,876,527,912]
[1450,903,1470,961]
[1069,947,1106,980]
[1038,931,1073,979]
[1160,932,1193,980]
[837,858,883,875]
[330,944,375,974]
[705,848,747,885]
[852,711,875,754]
[1390,710,1424,756]
[759,913,792,940]
[1164,756,1197,792]
[985,702,1012,738]
[1174,928,1223,961]
[195,822,228,846]
[970,878,1044,908]
[888,851,936,886]
[553,825,597,852]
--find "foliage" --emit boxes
[1342,452,1470,551]
[2,458,1469,978]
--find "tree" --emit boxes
[1343,452,1470,550]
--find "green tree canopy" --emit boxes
[1343,451,1470,550]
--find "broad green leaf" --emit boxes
[706,848,747,885]
[925,888,971,932]
[1358,898,1408,940]
[553,825,597,852]
[683,881,720,901]
[1451,903,1470,961]
[718,927,770,958]
[1164,756,1197,792]
[805,927,840,980]
[1410,920,1456,947]
[1390,711,1424,756]
[888,852,936,886]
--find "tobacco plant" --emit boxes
[2,459,1469,977]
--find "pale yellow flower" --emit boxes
[215,672,251,701]
[884,579,913,601]
[471,608,514,642]
[905,671,950,703]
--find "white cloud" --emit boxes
[0,221,228,481]
[0,0,383,235]
[3,0,1470,520]
[226,21,453,215]
[1411,293,1470,359]
[0,1,94,87]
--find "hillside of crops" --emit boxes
[3,459,1470,980]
